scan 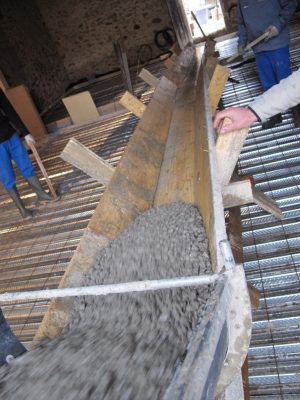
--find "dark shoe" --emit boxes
[27,176,53,201]
[0,308,27,366]
[292,104,300,128]
[7,187,33,218]
[262,114,282,130]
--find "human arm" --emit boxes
[213,107,258,134]
[250,68,300,121]
[214,68,300,133]
[271,0,297,33]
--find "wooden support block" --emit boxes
[252,187,283,220]
[163,54,177,69]
[60,138,115,186]
[216,118,249,188]
[62,91,99,125]
[208,64,231,115]
[247,283,261,309]
[119,91,146,118]
[139,68,159,88]
[5,85,47,140]
[223,179,253,208]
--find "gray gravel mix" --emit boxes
[0,202,213,400]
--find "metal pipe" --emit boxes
[0,274,221,303]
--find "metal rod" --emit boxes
[0,274,221,302]
[219,240,236,270]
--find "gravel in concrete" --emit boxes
[0,202,213,400]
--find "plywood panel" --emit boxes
[62,91,99,125]
[60,138,115,186]
[6,85,47,140]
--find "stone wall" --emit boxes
[36,0,173,83]
[0,0,69,111]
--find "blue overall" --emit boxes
[255,46,292,90]
[0,133,35,190]
[237,0,297,90]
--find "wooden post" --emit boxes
[208,64,231,115]
[113,41,133,94]
[60,138,115,186]
[139,68,159,88]
[119,91,146,118]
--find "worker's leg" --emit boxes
[270,46,292,83]
[255,51,277,91]
[10,134,52,201]
[9,133,35,180]
[255,51,282,129]
[0,139,17,190]
[0,136,33,218]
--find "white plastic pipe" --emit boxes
[0,274,221,303]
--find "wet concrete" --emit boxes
[0,202,213,399]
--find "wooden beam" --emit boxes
[252,187,283,220]
[119,91,146,118]
[139,68,159,88]
[155,46,226,273]
[216,118,249,188]
[62,91,99,125]
[60,138,115,186]
[208,64,231,115]
[223,179,253,208]
[113,41,133,94]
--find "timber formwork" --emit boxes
[0,18,300,399]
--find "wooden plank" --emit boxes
[155,46,226,273]
[119,91,146,118]
[139,68,159,88]
[252,187,283,220]
[32,76,177,345]
[62,91,99,125]
[208,64,231,115]
[223,179,253,208]
[205,56,219,80]
[60,138,115,186]
[5,85,47,140]
[216,118,249,188]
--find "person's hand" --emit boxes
[264,25,279,41]
[213,107,258,134]
[238,45,245,56]
[24,134,36,146]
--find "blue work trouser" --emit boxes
[0,133,35,190]
[255,46,292,91]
